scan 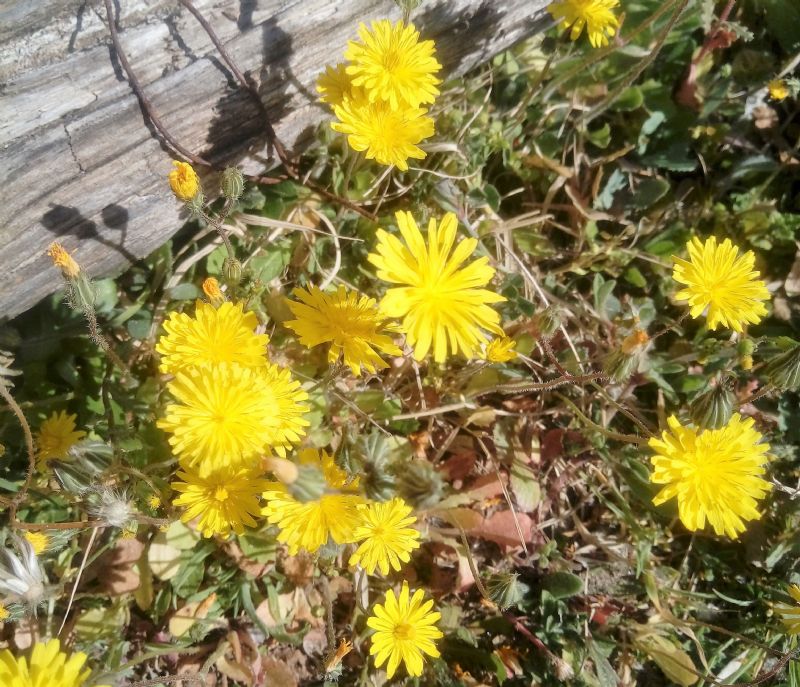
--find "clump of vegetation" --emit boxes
[1,0,800,685]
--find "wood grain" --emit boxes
[0,0,549,320]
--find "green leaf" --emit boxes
[631,178,670,209]
[587,638,618,687]
[612,86,644,112]
[543,571,583,599]
[168,283,201,301]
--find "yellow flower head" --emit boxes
[285,285,402,375]
[262,448,365,555]
[169,161,200,202]
[349,498,421,575]
[368,582,443,678]
[547,0,620,48]
[172,466,269,538]
[344,20,442,110]
[157,362,309,473]
[332,97,434,171]
[202,277,224,304]
[23,532,49,556]
[649,414,772,539]
[46,243,80,279]
[317,63,354,107]
[484,336,517,363]
[777,584,800,634]
[0,604,8,621]
[0,639,109,687]
[368,211,505,362]
[36,411,86,466]
[156,300,269,375]
[672,237,770,332]
[147,495,162,510]
[768,79,789,101]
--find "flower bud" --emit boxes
[221,167,244,200]
[288,463,327,503]
[690,382,735,430]
[486,572,529,610]
[47,243,80,279]
[396,461,444,509]
[223,257,242,285]
[765,344,800,391]
[185,191,206,218]
[169,160,200,202]
[532,306,561,338]
[602,349,640,382]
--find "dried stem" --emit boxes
[0,378,36,524]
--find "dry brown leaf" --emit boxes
[467,510,534,548]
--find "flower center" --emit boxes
[214,486,229,502]
[393,621,415,641]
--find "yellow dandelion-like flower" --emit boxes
[0,604,8,621]
[547,0,620,48]
[262,448,366,555]
[768,79,789,101]
[368,211,505,362]
[344,20,442,110]
[368,582,443,678]
[202,277,224,304]
[46,242,80,278]
[777,584,800,634]
[169,160,200,202]
[0,639,110,687]
[317,63,354,107]
[484,336,517,363]
[23,532,49,556]
[285,285,402,375]
[649,414,772,539]
[349,498,421,575]
[156,300,269,375]
[672,237,770,332]
[332,96,434,171]
[36,411,86,466]
[147,495,162,509]
[157,362,309,473]
[172,467,269,538]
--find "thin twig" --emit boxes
[0,379,36,524]
[468,372,607,399]
[58,526,100,636]
[556,392,650,446]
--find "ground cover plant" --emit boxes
[1,0,800,685]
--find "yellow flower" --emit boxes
[46,243,80,278]
[777,584,800,634]
[344,20,442,110]
[368,211,505,362]
[0,639,110,687]
[649,414,772,539]
[317,63,354,107]
[768,79,789,101]
[156,300,269,375]
[158,362,309,473]
[23,532,49,556]
[172,467,269,538]
[262,448,366,554]
[169,160,200,202]
[147,495,162,509]
[36,411,86,466]
[547,0,620,48]
[332,96,434,171]
[484,336,517,363]
[349,498,421,575]
[285,285,402,375]
[202,277,224,304]
[673,237,770,332]
[367,582,443,678]
[0,604,8,621]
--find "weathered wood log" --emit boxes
[0,0,549,320]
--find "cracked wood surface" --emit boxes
[0,0,548,320]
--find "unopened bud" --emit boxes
[532,306,561,339]
[221,167,244,200]
[765,344,800,391]
[288,463,327,503]
[603,349,640,382]
[396,461,444,509]
[185,191,206,218]
[486,572,529,610]
[690,381,735,430]
[223,257,242,286]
